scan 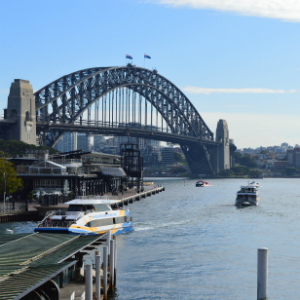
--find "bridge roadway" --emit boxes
[36,121,219,147]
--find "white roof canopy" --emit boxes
[64,199,121,205]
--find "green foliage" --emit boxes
[284,167,299,176]
[260,150,268,155]
[231,166,250,176]
[0,140,58,157]
[219,169,235,176]
[249,169,262,178]
[233,152,242,164]
[240,154,257,168]
[27,190,34,200]
[174,152,183,162]
[0,159,22,195]
[68,191,73,200]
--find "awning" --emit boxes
[100,166,127,177]
[0,233,106,299]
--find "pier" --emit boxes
[0,184,165,299]
[0,185,165,223]
[0,231,118,300]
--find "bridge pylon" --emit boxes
[4,79,36,145]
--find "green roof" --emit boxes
[0,234,30,247]
[0,233,105,299]
[0,261,76,300]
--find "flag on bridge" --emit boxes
[144,54,151,59]
[126,54,133,60]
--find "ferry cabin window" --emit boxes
[67,205,83,212]
[114,216,127,224]
[94,204,110,211]
[86,218,114,227]
[67,205,94,212]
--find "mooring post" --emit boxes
[85,264,93,300]
[106,230,111,269]
[103,246,108,299]
[257,247,268,300]
[95,252,101,300]
[110,239,115,290]
[114,236,117,285]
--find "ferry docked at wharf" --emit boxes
[34,197,133,235]
[235,184,260,207]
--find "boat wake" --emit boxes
[135,219,195,232]
[134,226,155,232]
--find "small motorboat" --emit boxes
[249,181,260,188]
[236,185,259,207]
[196,180,209,187]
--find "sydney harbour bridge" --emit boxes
[1,65,236,175]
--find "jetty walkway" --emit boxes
[0,185,165,222]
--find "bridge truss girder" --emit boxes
[34,65,216,175]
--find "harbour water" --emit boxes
[1,178,300,299]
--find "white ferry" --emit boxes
[34,197,133,235]
[249,181,260,188]
[235,185,260,207]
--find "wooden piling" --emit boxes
[257,248,268,300]
[114,236,117,285]
[85,264,93,300]
[95,252,101,300]
[103,246,108,299]
[110,239,115,290]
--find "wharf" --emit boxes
[112,185,165,204]
[0,185,165,222]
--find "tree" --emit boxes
[240,155,257,168]
[249,169,262,178]
[260,150,268,155]
[0,140,59,158]
[233,152,242,164]
[0,159,22,197]
[231,166,249,176]
[174,152,183,162]
[219,169,235,177]
[284,167,299,176]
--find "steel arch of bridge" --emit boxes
[34,65,214,147]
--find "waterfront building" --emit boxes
[54,132,77,152]
[141,145,162,167]
[161,147,175,165]
[273,161,289,169]
[93,135,106,151]
[9,150,129,199]
[77,133,89,151]
[287,147,300,167]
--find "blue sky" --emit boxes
[0,0,299,148]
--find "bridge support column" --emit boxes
[216,119,230,172]
[211,146,219,175]
[5,79,36,145]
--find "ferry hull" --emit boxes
[235,198,259,207]
[34,222,134,236]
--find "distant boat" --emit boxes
[249,181,260,188]
[6,229,13,234]
[236,185,259,207]
[196,180,209,187]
